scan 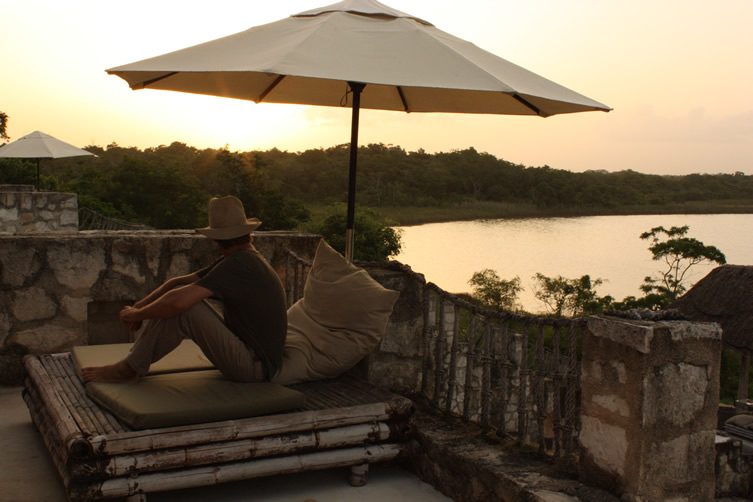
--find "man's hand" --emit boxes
[119,306,143,331]
[119,285,212,324]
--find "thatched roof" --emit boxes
[672,265,753,351]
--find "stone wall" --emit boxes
[579,317,722,501]
[0,230,320,383]
[0,186,78,234]
[359,261,427,395]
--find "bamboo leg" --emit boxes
[125,494,147,502]
[349,463,369,487]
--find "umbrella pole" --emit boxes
[36,158,41,191]
[345,82,366,262]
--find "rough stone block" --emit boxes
[380,320,422,357]
[112,238,143,280]
[48,242,105,290]
[144,238,163,277]
[1,192,17,207]
[9,324,85,354]
[579,415,628,478]
[20,194,32,211]
[580,316,721,502]
[645,431,715,488]
[11,287,57,322]
[166,253,192,278]
[643,362,708,427]
[61,295,89,323]
[0,206,18,223]
[0,244,39,287]
[59,209,78,226]
[592,394,630,417]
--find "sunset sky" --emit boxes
[2,0,751,175]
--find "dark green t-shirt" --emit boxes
[195,247,287,380]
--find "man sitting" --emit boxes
[81,195,287,383]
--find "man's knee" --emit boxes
[178,301,225,335]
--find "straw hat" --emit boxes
[196,196,261,240]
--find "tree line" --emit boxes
[1,141,752,232]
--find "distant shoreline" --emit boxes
[367,200,753,226]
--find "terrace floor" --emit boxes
[0,385,450,502]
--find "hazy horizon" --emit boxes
[2,0,751,176]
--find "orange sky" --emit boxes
[2,0,752,175]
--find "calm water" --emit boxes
[395,214,753,313]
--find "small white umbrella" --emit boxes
[0,130,96,190]
[107,0,610,259]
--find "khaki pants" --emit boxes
[125,301,265,382]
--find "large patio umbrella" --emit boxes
[107,0,611,260]
[0,130,96,190]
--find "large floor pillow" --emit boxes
[273,240,399,385]
[87,370,305,429]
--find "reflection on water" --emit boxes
[395,214,753,313]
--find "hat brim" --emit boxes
[196,219,262,240]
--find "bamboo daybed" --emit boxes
[22,352,413,501]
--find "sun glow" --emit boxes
[2,0,752,173]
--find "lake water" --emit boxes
[394,214,753,313]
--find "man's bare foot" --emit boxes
[81,360,139,383]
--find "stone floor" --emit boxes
[0,385,450,502]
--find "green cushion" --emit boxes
[72,340,214,378]
[86,370,305,429]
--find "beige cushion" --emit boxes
[87,370,304,430]
[273,240,399,385]
[72,340,214,379]
[726,414,753,428]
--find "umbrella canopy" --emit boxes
[107,0,610,258]
[0,130,96,190]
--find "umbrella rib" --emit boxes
[396,86,410,112]
[257,75,286,103]
[512,93,542,116]
[142,72,179,88]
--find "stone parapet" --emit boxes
[0,231,320,384]
[580,316,722,501]
[0,189,78,234]
[410,407,620,502]
[360,261,427,395]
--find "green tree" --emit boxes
[635,225,726,308]
[315,207,402,262]
[533,273,612,317]
[468,269,522,311]
[0,158,34,184]
[207,149,309,230]
[0,111,9,142]
[104,157,205,228]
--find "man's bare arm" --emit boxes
[121,284,212,323]
[133,272,200,308]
